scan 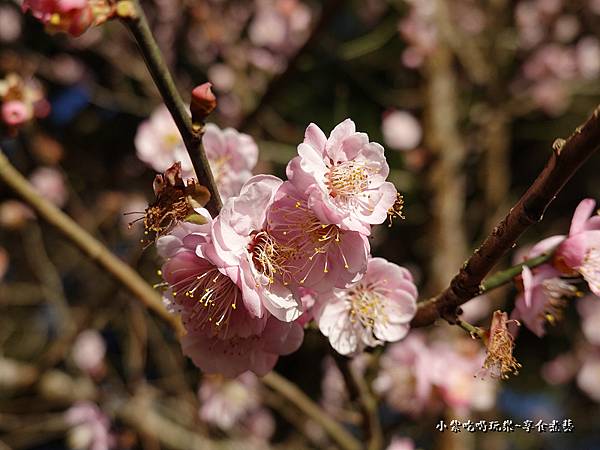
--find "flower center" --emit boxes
[249,231,295,286]
[327,160,373,199]
[347,284,386,331]
[208,154,230,185]
[163,133,181,150]
[171,266,240,337]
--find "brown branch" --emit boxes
[120,0,222,216]
[331,353,383,450]
[412,105,600,327]
[0,149,184,335]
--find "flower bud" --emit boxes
[190,82,217,126]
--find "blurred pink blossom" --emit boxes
[386,437,415,450]
[0,200,34,229]
[65,402,113,450]
[541,352,579,385]
[577,295,600,345]
[576,37,600,79]
[29,167,68,208]
[315,257,417,355]
[0,6,22,42]
[577,354,600,402]
[381,110,422,151]
[1,100,28,127]
[72,330,106,377]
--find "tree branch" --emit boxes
[0,149,184,335]
[262,372,361,450]
[120,0,222,216]
[412,105,600,327]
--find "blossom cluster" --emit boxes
[22,0,112,36]
[152,119,418,376]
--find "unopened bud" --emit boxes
[190,82,217,126]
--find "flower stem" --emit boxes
[480,252,554,293]
[120,0,222,216]
[262,371,361,450]
[456,319,485,340]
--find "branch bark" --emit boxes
[120,0,222,216]
[412,105,600,327]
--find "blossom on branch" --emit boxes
[22,0,112,36]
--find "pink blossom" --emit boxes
[287,119,398,235]
[158,212,304,377]
[577,37,600,79]
[1,100,28,127]
[386,437,415,450]
[210,175,302,321]
[135,106,193,177]
[202,123,258,201]
[72,330,106,377]
[381,110,422,151]
[315,257,417,355]
[541,352,579,385]
[0,6,22,42]
[577,295,600,345]
[65,402,113,450]
[22,0,95,36]
[198,372,260,429]
[511,265,575,337]
[372,332,433,416]
[554,198,600,295]
[266,181,370,292]
[577,354,600,402]
[29,167,68,208]
[135,107,258,200]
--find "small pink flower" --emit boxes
[202,123,258,201]
[287,119,397,235]
[135,105,193,177]
[381,110,422,151]
[266,181,370,292]
[577,353,600,402]
[65,402,113,450]
[315,257,417,355]
[29,167,68,207]
[577,295,600,345]
[554,198,600,295]
[1,100,29,126]
[372,332,433,416]
[198,372,260,430]
[511,265,576,337]
[135,107,258,201]
[72,330,106,377]
[386,437,415,450]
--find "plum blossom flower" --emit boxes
[135,106,258,200]
[287,119,398,235]
[22,0,112,36]
[381,110,422,151]
[198,372,260,429]
[211,175,302,322]
[553,198,600,295]
[372,332,434,416]
[577,353,600,402]
[72,330,106,378]
[315,257,417,355]
[158,208,304,377]
[65,402,113,450]
[266,181,370,292]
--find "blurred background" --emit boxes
[1,0,600,449]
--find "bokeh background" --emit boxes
[1,0,600,449]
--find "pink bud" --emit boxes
[2,100,29,127]
[191,82,217,124]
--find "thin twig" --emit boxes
[0,149,184,335]
[332,353,383,450]
[120,0,222,216]
[412,105,600,327]
[262,372,361,450]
